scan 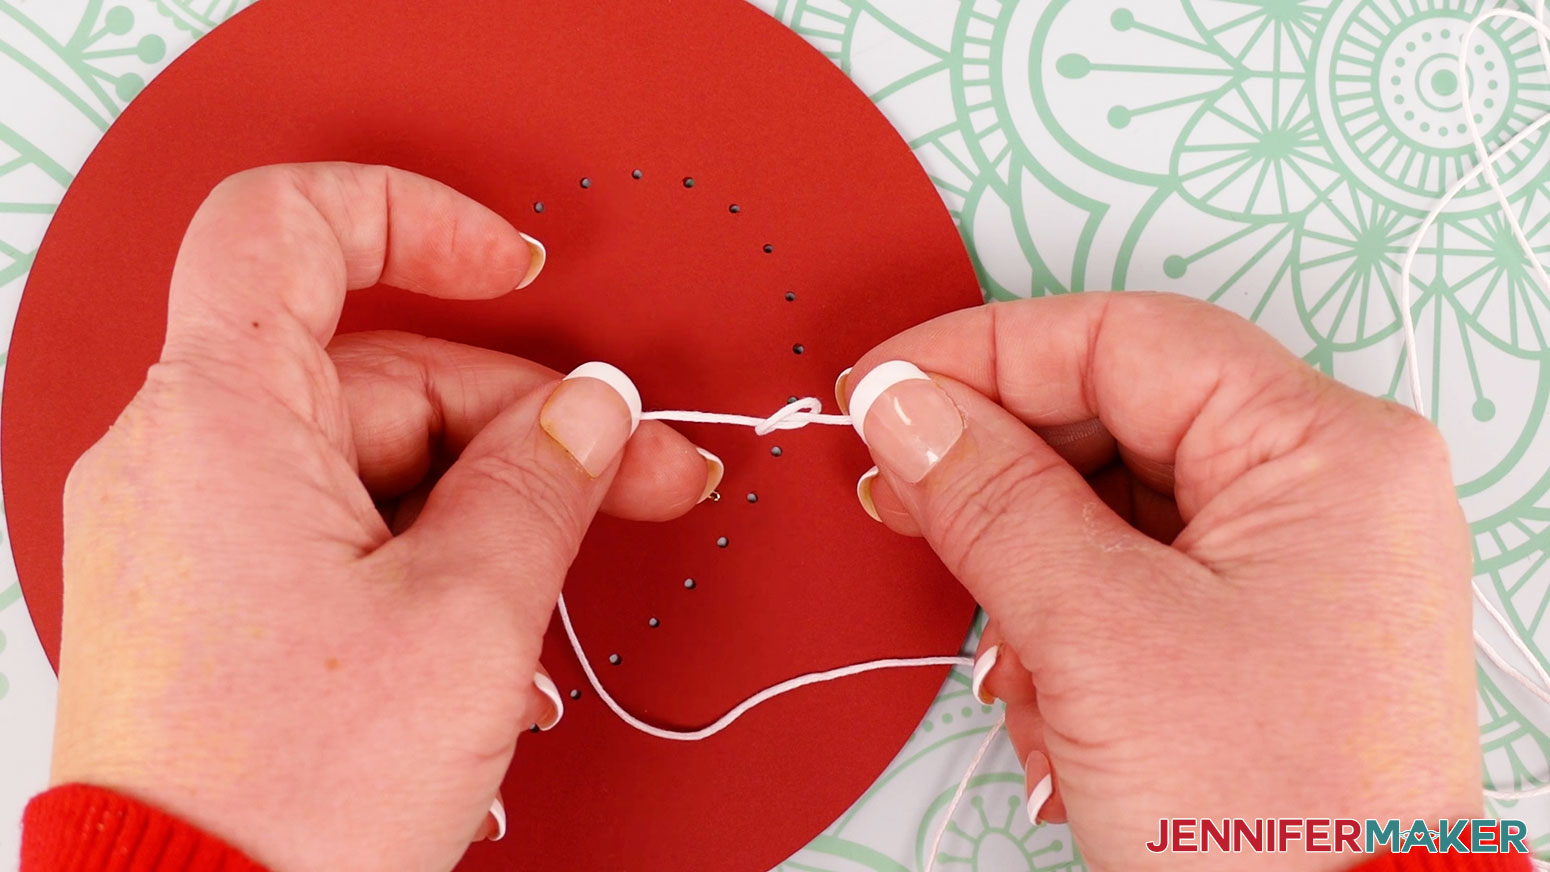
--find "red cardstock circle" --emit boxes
[2,1,981,869]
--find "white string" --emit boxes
[1397,2,1550,814]
[642,396,851,435]
[1396,6,1550,418]
[1476,583,1550,705]
[557,593,971,742]
[922,720,1003,872]
[555,395,995,869]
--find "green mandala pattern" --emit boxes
[3,1,1550,869]
[152,0,254,36]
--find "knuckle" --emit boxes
[438,209,470,266]
[206,164,303,211]
[459,451,588,550]
[1340,396,1455,484]
[139,358,257,422]
[931,449,1067,572]
[1388,406,1452,475]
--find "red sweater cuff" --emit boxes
[22,784,267,872]
[1355,846,1533,871]
[20,784,1538,872]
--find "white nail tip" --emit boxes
[971,645,1000,705]
[847,360,928,443]
[564,361,641,435]
[834,366,853,409]
[516,232,546,289]
[1027,774,1053,826]
[532,671,565,731]
[489,796,508,841]
[855,466,881,522]
[696,447,725,503]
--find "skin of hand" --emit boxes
[840,292,1478,872]
[49,163,718,871]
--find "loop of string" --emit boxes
[642,397,851,436]
[559,5,1550,857]
[558,595,971,742]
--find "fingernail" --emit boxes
[532,671,564,731]
[516,232,546,289]
[971,644,999,705]
[1027,773,1052,825]
[855,466,882,522]
[848,361,963,484]
[696,447,724,504]
[834,367,853,414]
[487,796,507,841]
[542,362,641,477]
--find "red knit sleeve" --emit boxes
[21,784,268,872]
[21,785,1539,871]
[1354,845,1534,871]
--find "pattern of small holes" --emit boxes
[524,168,806,678]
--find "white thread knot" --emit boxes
[640,397,852,435]
[754,397,825,435]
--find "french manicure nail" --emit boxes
[488,796,507,841]
[542,362,641,477]
[516,232,546,289]
[971,645,1000,705]
[855,466,881,522]
[847,360,963,484]
[1027,772,1053,825]
[834,367,853,414]
[697,447,724,504]
[532,671,565,731]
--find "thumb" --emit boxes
[395,361,640,653]
[844,361,1186,662]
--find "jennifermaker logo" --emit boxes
[1145,819,1529,854]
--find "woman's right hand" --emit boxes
[840,292,1479,871]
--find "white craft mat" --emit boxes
[2,1,1549,869]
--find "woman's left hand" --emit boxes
[51,162,715,871]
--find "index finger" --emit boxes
[846,292,1360,520]
[162,162,538,405]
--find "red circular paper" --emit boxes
[2,1,980,868]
